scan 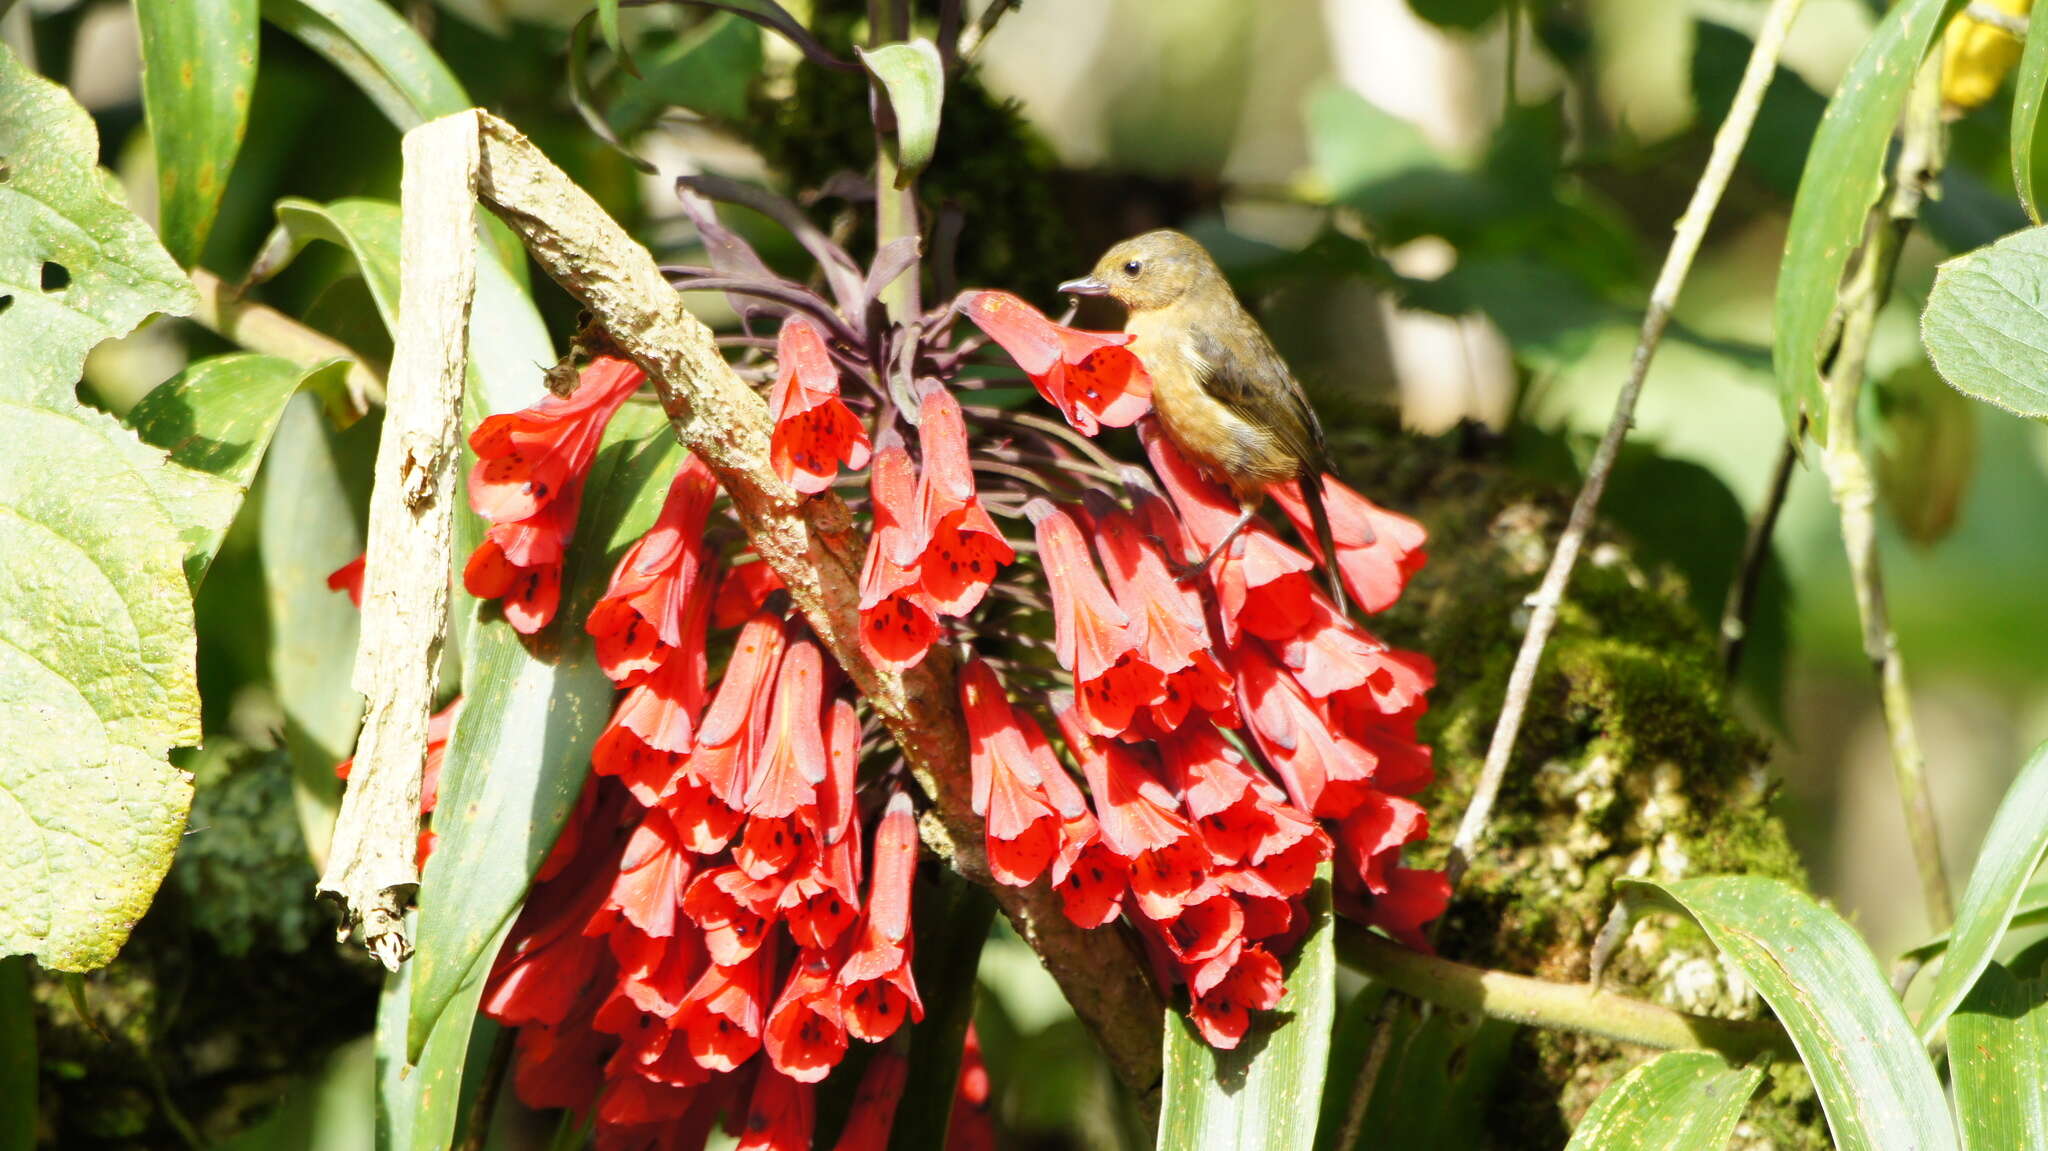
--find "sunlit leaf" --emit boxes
[1949,961,2048,1151]
[1158,870,1335,1151]
[259,0,468,130]
[1916,740,2048,1041]
[858,39,944,187]
[2013,3,2048,222]
[1923,225,2048,419]
[137,0,259,266]
[1618,876,1957,1151]
[1563,1050,1764,1150]
[1773,0,1962,440]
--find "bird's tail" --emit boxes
[1300,468,1349,617]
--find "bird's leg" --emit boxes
[1174,508,1256,584]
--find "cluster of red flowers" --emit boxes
[334,271,1441,1140]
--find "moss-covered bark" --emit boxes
[1346,428,1827,1150]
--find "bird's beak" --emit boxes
[1058,275,1109,297]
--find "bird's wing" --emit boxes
[1187,317,1328,473]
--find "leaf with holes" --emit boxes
[0,44,205,972]
[137,0,259,266]
[1563,1050,1765,1150]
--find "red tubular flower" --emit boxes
[609,920,705,1018]
[908,388,1014,616]
[960,658,1075,886]
[1335,790,1431,895]
[604,805,697,939]
[1056,701,1210,921]
[819,696,861,846]
[1265,598,1433,713]
[769,316,871,494]
[588,456,719,684]
[736,1068,815,1151]
[675,943,773,1072]
[1188,945,1284,1050]
[465,355,644,633]
[1270,474,1428,615]
[690,608,789,808]
[839,791,924,1041]
[742,632,828,819]
[857,445,940,672]
[327,553,365,606]
[682,865,774,967]
[1094,500,1236,735]
[1154,890,1245,968]
[955,290,1152,435]
[484,836,619,1027]
[779,820,863,952]
[831,1050,908,1151]
[764,951,849,1082]
[947,1025,998,1151]
[1029,501,1167,739]
[1235,641,1378,819]
[712,557,786,628]
[511,1008,612,1113]
[1352,866,1452,951]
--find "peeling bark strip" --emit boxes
[315,115,479,971]
[465,111,1166,1110]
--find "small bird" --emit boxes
[1059,229,1353,614]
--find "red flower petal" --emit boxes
[770,317,871,495]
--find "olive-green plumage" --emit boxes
[1060,229,1349,614]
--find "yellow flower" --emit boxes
[1944,0,2033,111]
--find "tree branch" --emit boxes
[1719,434,1799,681]
[1448,0,1806,884]
[315,115,477,970]
[462,111,1166,1116]
[1337,927,1794,1062]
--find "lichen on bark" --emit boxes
[1344,429,1827,1150]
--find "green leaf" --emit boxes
[1902,880,2048,968]
[260,392,368,862]
[1158,869,1335,1151]
[0,44,201,973]
[608,14,761,133]
[1618,876,1957,1151]
[1949,961,2048,1151]
[1873,356,1978,547]
[0,957,32,1151]
[1405,0,1502,31]
[597,0,633,76]
[1923,224,2048,419]
[1334,1003,1515,1150]
[886,869,995,1151]
[1772,0,1961,440]
[137,0,259,266]
[407,408,685,1063]
[128,352,325,587]
[858,39,944,188]
[1563,1050,1765,1151]
[259,0,468,131]
[2012,3,2048,223]
[376,912,511,1151]
[1916,740,2048,1041]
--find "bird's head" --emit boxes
[1059,229,1222,314]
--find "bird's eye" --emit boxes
[1122,260,1142,276]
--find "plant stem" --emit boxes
[188,269,386,416]
[869,0,920,324]
[1337,926,1795,1062]
[1447,0,1806,885]
[1719,435,1799,681]
[1816,57,1954,931]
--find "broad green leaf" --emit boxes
[1873,356,1977,547]
[1619,877,1957,1151]
[1949,961,2048,1151]
[407,408,684,1062]
[1405,0,1502,31]
[137,0,259,266]
[1564,1050,1765,1151]
[597,0,631,75]
[261,392,368,864]
[0,44,198,411]
[1916,740,2048,1041]
[0,45,201,972]
[0,957,31,1151]
[1923,225,2048,419]
[128,352,325,587]
[259,0,467,130]
[1772,0,1962,440]
[858,39,944,187]
[215,1034,376,1151]
[1902,880,2048,967]
[1159,869,1335,1151]
[1330,1001,1514,1150]
[2013,3,2048,223]
[884,869,995,1151]
[1305,84,1458,216]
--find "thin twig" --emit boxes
[1335,996,1402,1151]
[1337,926,1794,1061]
[1815,57,1954,930]
[1447,0,1807,885]
[1719,435,1800,681]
